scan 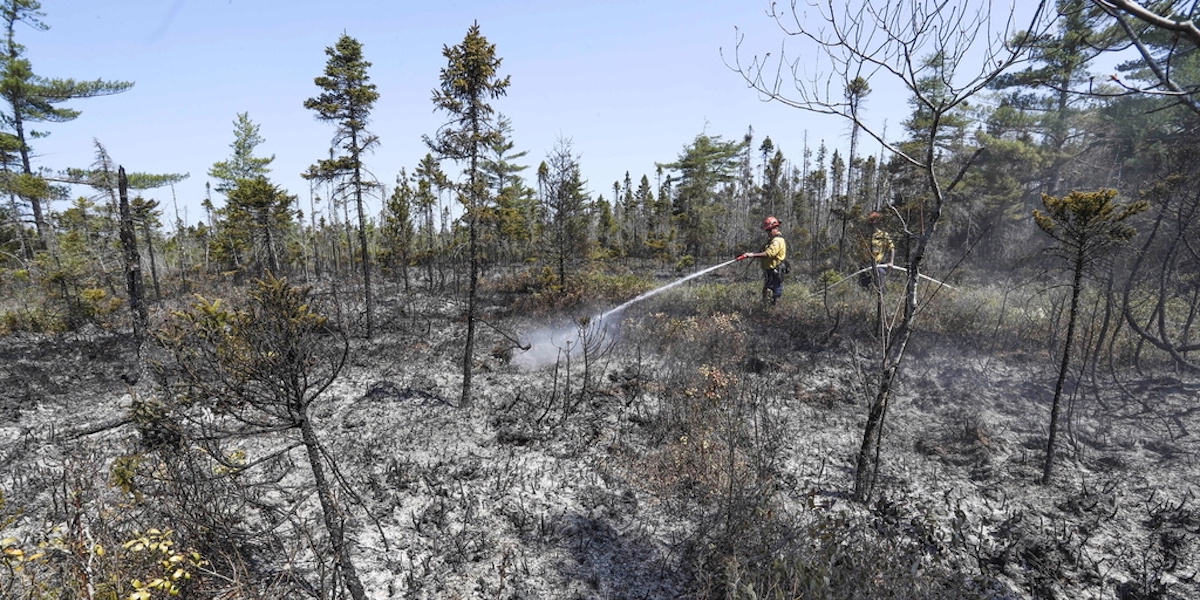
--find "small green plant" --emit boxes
[79,287,123,321]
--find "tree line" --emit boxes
[2,1,1198,432]
[0,0,1197,419]
[2,1,1200,596]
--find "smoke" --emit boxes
[510,259,738,370]
[511,315,619,370]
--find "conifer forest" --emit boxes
[2,1,1199,599]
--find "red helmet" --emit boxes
[762,216,781,231]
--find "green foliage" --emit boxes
[538,141,589,287]
[659,133,747,258]
[302,33,379,181]
[156,274,345,415]
[426,22,510,163]
[212,176,297,275]
[379,171,415,273]
[0,0,134,239]
[208,112,274,194]
[1033,189,1148,263]
[109,454,145,501]
[481,116,536,262]
[78,287,122,319]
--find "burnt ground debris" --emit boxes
[0,277,1197,599]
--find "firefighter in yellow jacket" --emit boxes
[736,216,787,304]
[859,211,895,290]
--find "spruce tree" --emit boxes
[538,140,588,290]
[426,22,510,407]
[1034,189,1146,483]
[304,33,380,339]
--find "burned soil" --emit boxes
[1,277,1197,599]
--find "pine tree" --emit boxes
[0,0,133,243]
[659,134,746,259]
[426,22,510,407]
[208,112,275,195]
[304,33,380,339]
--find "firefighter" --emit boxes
[859,211,894,291]
[736,216,788,304]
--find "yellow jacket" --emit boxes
[761,234,786,270]
[870,229,894,264]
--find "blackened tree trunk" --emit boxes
[299,414,367,600]
[118,167,148,343]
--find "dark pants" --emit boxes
[858,265,890,291]
[763,268,783,303]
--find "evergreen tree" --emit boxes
[380,171,415,288]
[595,196,616,256]
[426,22,510,407]
[209,112,275,195]
[130,197,162,301]
[845,76,871,202]
[658,133,746,259]
[155,276,366,600]
[413,153,446,289]
[0,0,133,242]
[633,174,655,258]
[481,115,534,264]
[1034,189,1146,483]
[223,176,296,277]
[537,140,588,289]
[304,33,380,339]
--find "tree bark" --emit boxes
[1043,255,1084,484]
[117,168,148,344]
[299,413,367,600]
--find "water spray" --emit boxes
[513,258,740,369]
[598,258,737,321]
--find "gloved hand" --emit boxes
[736,253,748,261]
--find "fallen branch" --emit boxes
[58,417,134,441]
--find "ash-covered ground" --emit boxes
[1,277,1197,599]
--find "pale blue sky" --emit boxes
[27,0,915,228]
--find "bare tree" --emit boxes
[1120,177,1200,372]
[730,0,1052,501]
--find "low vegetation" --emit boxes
[1,265,1196,599]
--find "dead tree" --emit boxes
[1120,177,1200,372]
[117,167,148,345]
[729,0,1053,501]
